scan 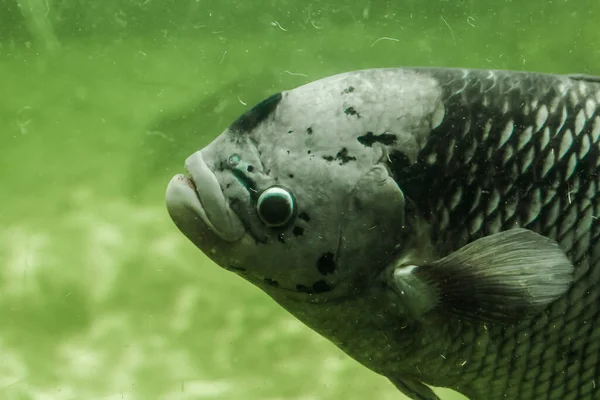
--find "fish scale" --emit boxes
[394,69,600,399]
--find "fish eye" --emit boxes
[256,186,295,228]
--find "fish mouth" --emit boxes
[165,151,245,243]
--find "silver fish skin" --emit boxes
[165,68,600,400]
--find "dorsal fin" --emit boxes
[567,74,600,83]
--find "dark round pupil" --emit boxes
[259,195,291,225]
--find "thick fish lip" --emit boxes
[165,151,245,243]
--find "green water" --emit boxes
[1,1,598,399]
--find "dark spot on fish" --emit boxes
[286,150,290,154]
[264,278,279,287]
[246,165,254,172]
[288,174,294,179]
[317,252,336,275]
[357,131,397,147]
[306,127,313,134]
[335,148,356,164]
[288,130,293,134]
[293,226,304,236]
[296,284,312,293]
[226,183,231,189]
[342,86,355,94]
[307,150,311,154]
[278,233,285,243]
[228,265,247,272]
[298,212,310,222]
[313,280,333,293]
[344,106,360,118]
[230,92,282,133]
[322,148,357,165]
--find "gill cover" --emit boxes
[335,164,407,288]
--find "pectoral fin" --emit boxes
[387,228,574,324]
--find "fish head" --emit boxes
[166,69,445,302]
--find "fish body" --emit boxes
[165,68,600,400]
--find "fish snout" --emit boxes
[166,150,245,243]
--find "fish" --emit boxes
[165,67,600,400]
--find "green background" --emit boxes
[1,1,598,399]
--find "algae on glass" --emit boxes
[0,1,598,399]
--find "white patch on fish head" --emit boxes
[166,68,445,302]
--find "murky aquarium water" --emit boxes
[1,1,599,399]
